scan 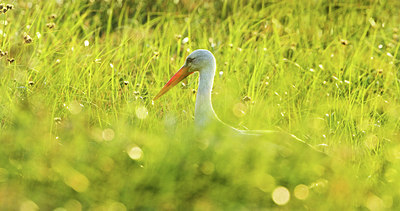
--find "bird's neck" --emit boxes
[195,66,217,127]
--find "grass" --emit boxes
[1,0,400,209]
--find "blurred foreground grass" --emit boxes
[1,0,400,210]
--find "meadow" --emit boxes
[0,0,400,210]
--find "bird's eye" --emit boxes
[187,57,195,63]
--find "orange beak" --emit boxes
[153,66,193,101]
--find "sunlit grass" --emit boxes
[1,0,400,209]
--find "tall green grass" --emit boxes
[1,0,400,209]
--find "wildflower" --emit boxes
[7,58,14,64]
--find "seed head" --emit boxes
[7,58,14,64]
[340,39,348,45]
[54,117,62,124]
[24,34,33,44]
[242,96,252,102]
[49,14,57,19]
[6,4,14,10]
[46,22,56,29]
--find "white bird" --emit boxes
[153,49,327,154]
[154,49,225,128]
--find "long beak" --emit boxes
[153,66,193,101]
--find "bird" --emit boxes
[153,49,327,154]
[154,49,225,129]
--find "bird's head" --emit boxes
[184,49,216,72]
[153,49,216,101]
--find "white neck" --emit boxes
[194,65,217,127]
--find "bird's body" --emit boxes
[192,50,217,128]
